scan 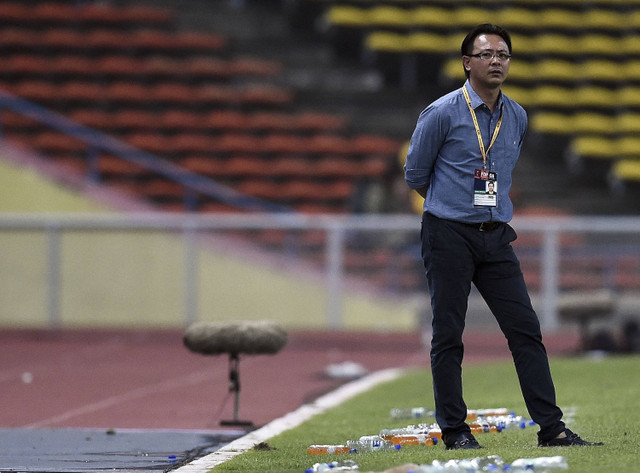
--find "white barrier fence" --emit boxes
[1,213,639,331]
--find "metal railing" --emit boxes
[1,213,639,331]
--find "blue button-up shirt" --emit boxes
[404,80,527,223]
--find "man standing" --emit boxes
[404,24,602,450]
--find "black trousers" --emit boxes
[420,212,565,443]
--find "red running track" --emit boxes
[0,329,579,430]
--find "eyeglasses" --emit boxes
[467,51,512,61]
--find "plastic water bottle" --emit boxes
[307,444,351,455]
[469,422,502,434]
[390,407,433,419]
[380,422,441,438]
[382,433,438,446]
[507,456,568,472]
[466,408,509,421]
[478,413,536,430]
[305,459,359,472]
[345,435,401,453]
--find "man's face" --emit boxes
[463,34,510,89]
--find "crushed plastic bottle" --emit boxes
[305,459,359,472]
[390,407,433,419]
[409,455,505,473]
[307,444,351,455]
[345,435,401,453]
[507,456,568,472]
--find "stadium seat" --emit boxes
[615,113,640,133]
[58,81,105,104]
[517,33,575,56]
[582,9,623,31]
[271,157,316,177]
[573,113,614,134]
[368,6,411,28]
[534,59,577,82]
[570,136,616,160]
[412,6,453,28]
[316,157,362,177]
[496,8,542,30]
[616,87,640,107]
[577,35,623,57]
[366,32,409,53]
[616,136,640,158]
[203,111,249,131]
[574,86,617,108]
[539,9,582,30]
[580,59,623,82]
[180,156,228,178]
[529,112,575,134]
[325,6,369,28]
[261,133,308,154]
[454,7,494,28]
[408,32,456,54]
[612,159,640,183]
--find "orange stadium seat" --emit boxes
[203,111,249,131]
[261,133,308,154]
[180,156,228,178]
[113,110,159,131]
[316,156,362,177]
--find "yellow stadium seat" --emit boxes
[571,136,617,159]
[613,159,640,182]
[413,6,453,28]
[533,34,576,56]
[529,112,574,134]
[625,10,640,30]
[574,86,617,108]
[502,86,534,106]
[616,136,640,158]
[615,113,640,133]
[496,8,541,30]
[454,7,493,27]
[505,60,535,81]
[582,9,623,30]
[573,113,613,134]
[368,6,411,28]
[531,86,577,108]
[326,6,369,28]
[539,9,582,30]
[622,61,640,81]
[441,57,465,81]
[366,32,409,52]
[620,35,640,56]
[616,87,640,107]
[577,35,623,56]
[580,60,621,82]
[535,59,577,81]
[407,32,453,53]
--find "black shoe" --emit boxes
[538,428,603,447]
[445,432,483,450]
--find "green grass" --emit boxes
[211,355,639,472]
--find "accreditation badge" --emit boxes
[473,169,498,207]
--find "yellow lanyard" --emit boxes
[462,85,503,170]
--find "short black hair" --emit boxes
[461,24,512,79]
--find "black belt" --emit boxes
[467,221,502,232]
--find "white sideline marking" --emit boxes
[173,367,406,472]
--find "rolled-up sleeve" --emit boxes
[404,105,442,190]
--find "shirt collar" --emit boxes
[464,80,504,111]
